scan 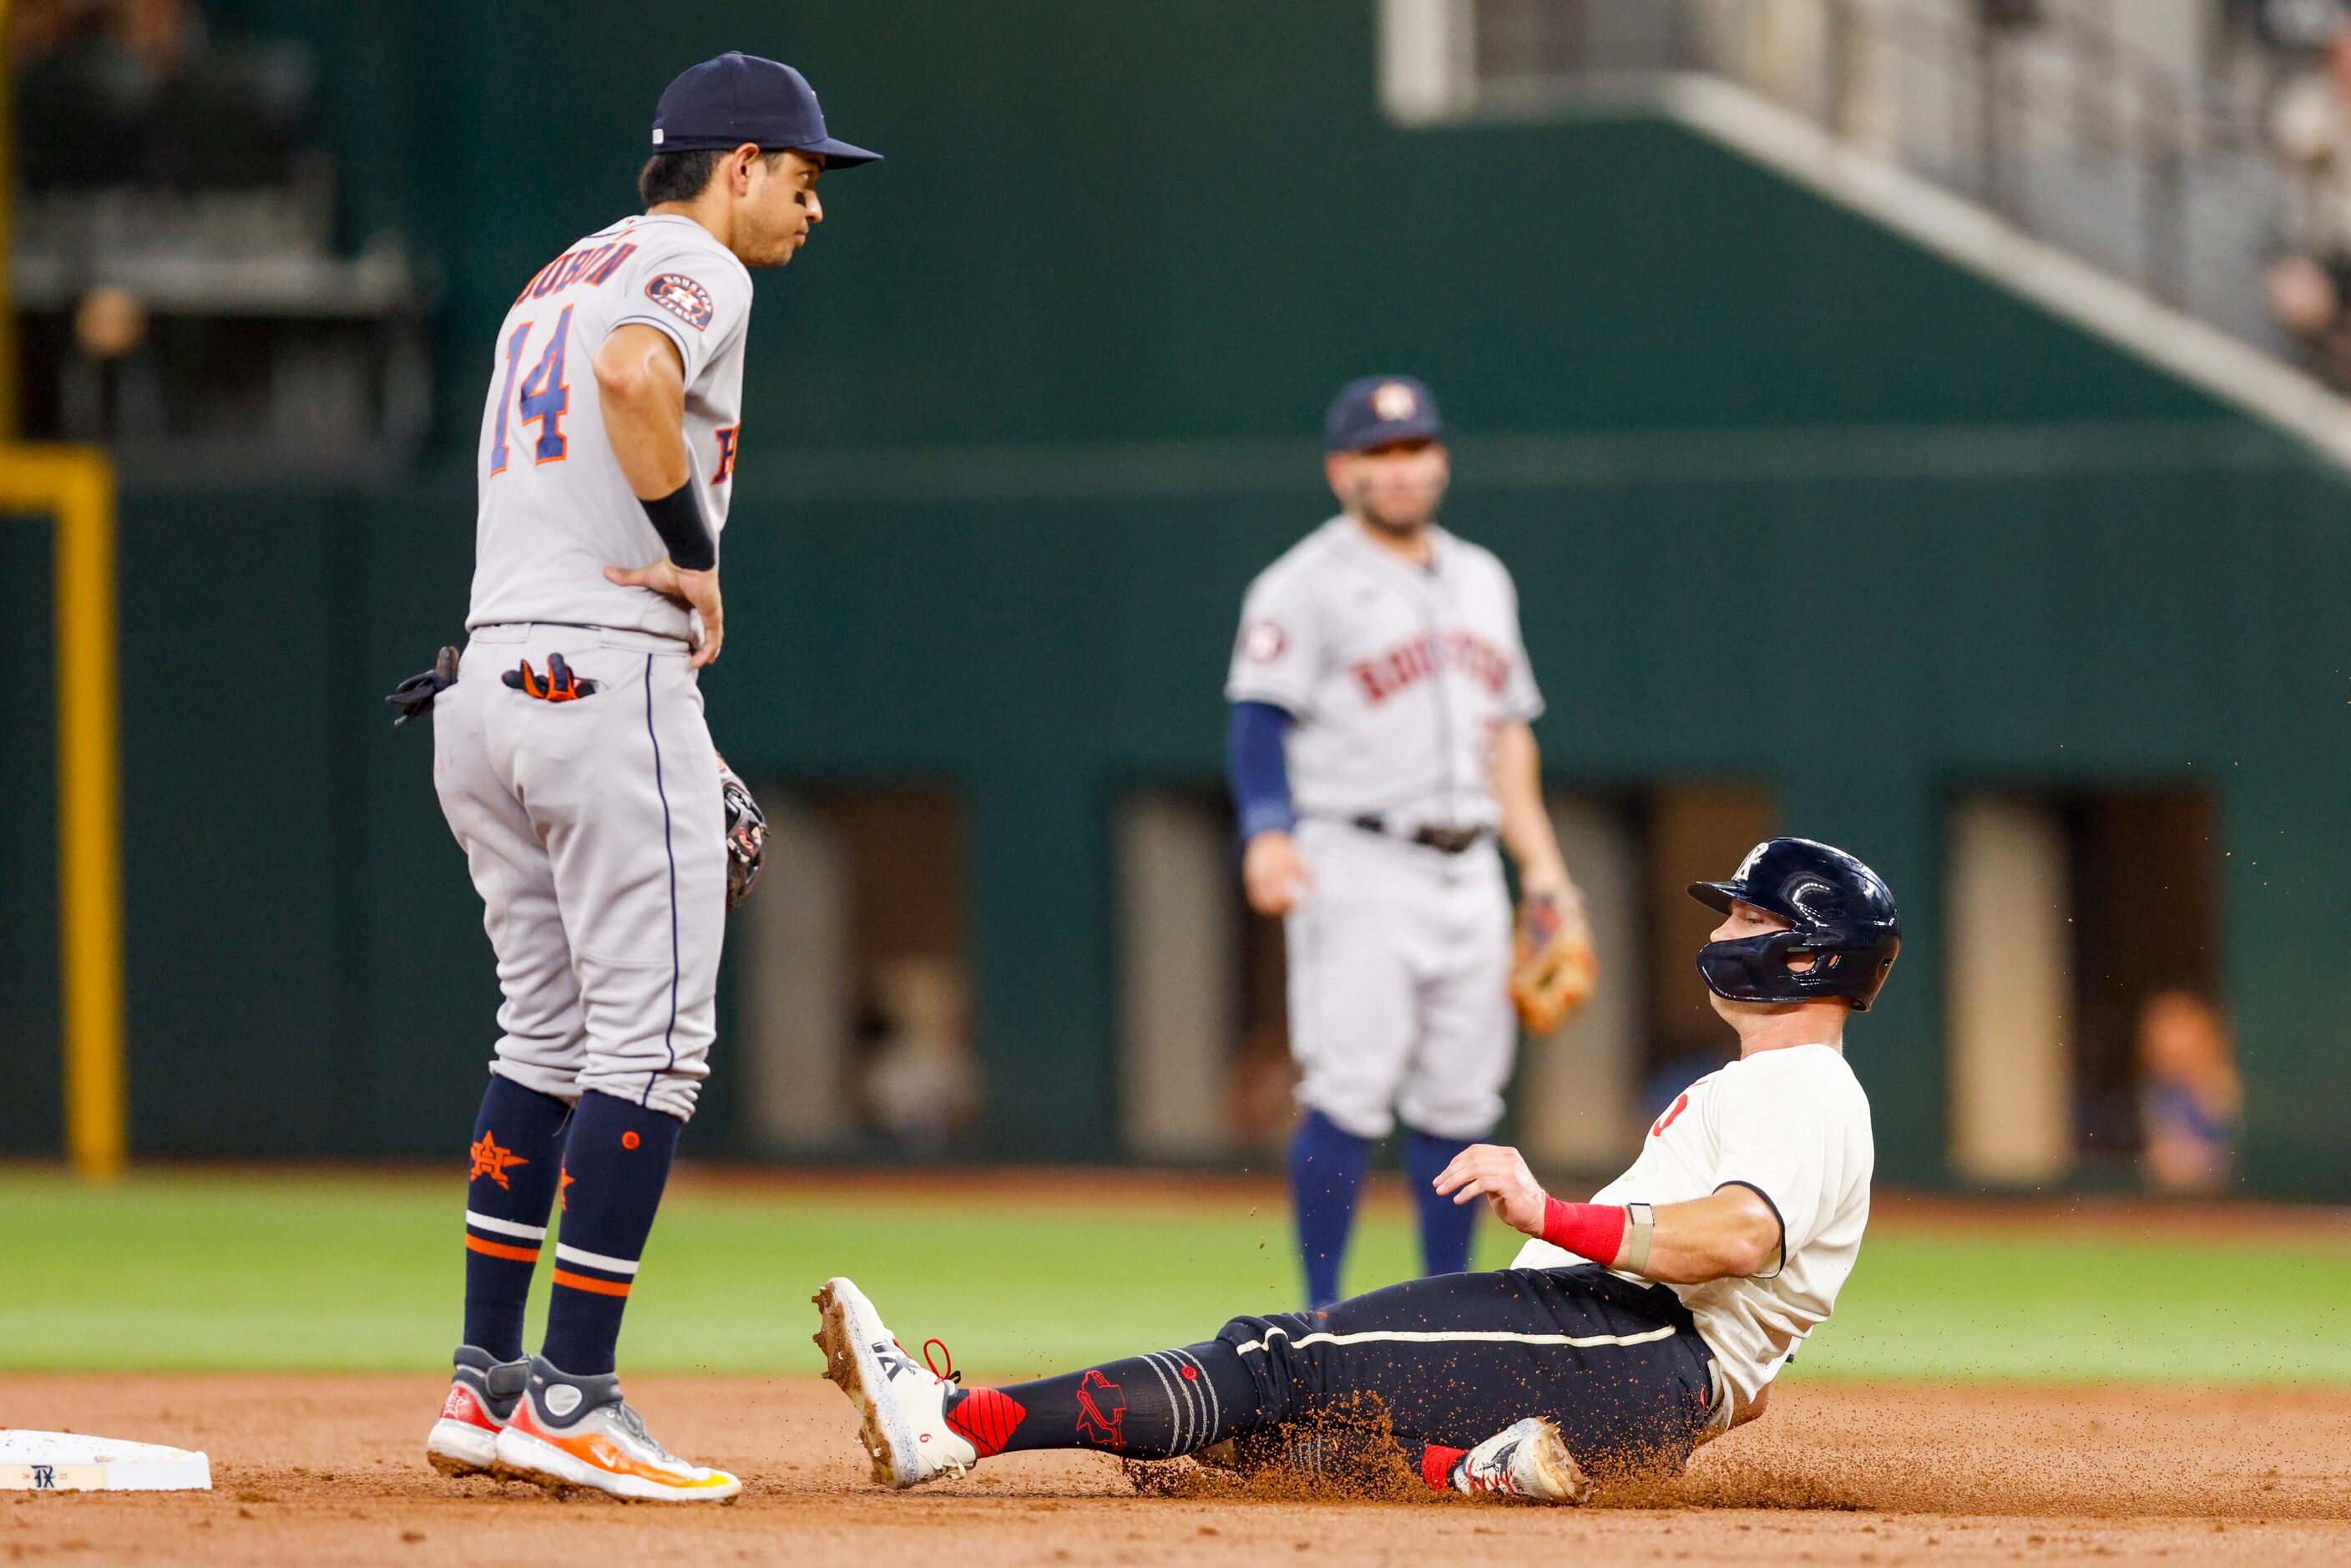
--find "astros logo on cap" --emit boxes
[1372,381,1419,422]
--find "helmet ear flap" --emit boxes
[1695,930,1813,1007]
[1697,929,1891,1010]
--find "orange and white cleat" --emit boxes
[426,1347,528,1476]
[492,1357,741,1502]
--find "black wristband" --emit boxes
[640,481,716,572]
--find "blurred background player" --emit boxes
[414,53,875,1501]
[812,837,1896,1503]
[2136,990,2241,1194]
[1225,375,1588,1309]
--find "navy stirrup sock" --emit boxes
[1403,1127,1478,1277]
[1289,1109,1371,1309]
[539,1090,683,1377]
[952,1342,1256,1460]
[461,1075,574,1363]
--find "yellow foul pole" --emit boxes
[54,451,124,1179]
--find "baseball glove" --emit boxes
[1510,889,1598,1035]
[718,759,766,910]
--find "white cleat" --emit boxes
[812,1276,978,1489]
[1452,1417,1594,1505]
[491,1357,741,1503]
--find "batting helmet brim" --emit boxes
[1687,879,1744,915]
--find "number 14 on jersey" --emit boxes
[489,311,741,485]
[491,307,574,473]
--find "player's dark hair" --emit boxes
[638,147,790,208]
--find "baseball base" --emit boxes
[0,1431,212,1492]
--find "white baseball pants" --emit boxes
[432,623,726,1122]
[1283,817,1515,1141]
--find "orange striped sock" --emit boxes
[461,1077,571,1361]
[539,1091,680,1376]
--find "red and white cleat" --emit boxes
[812,1276,979,1490]
[1450,1417,1593,1504]
[425,1347,528,1477]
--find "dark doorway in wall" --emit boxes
[820,790,975,1154]
[2067,790,2222,1157]
[731,785,974,1157]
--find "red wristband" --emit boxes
[1540,1197,1628,1266]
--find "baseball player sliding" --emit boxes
[817,839,1897,1502]
[393,53,877,1501]
[1224,376,1596,1309]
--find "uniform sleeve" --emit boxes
[1224,566,1322,716]
[607,239,753,390]
[1708,1066,1846,1277]
[1496,564,1545,724]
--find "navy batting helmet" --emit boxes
[1688,837,1900,1012]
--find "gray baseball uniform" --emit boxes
[434,213,753,1120]
[1226,516,1544,1139]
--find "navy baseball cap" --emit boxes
[652,53,881,169]
[1325,375,1443,453]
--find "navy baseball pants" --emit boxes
[966,1265,1722,1482]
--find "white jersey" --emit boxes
[1224,517,1542,832]
[1510,1043,1875,1405]
[467,214,755,641]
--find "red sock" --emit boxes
[946,1388,1027,1457]
[1422,1444,1468,1492]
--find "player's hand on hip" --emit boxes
[1243,829,1312,916]
[604,559,725,668]
[1431,1143,1548,1235]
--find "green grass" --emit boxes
[3,1171,2348,1383]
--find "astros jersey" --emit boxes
[1224,517,1542,832]
[1510,1043,1875,1405]
[468,214,755,641]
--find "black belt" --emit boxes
[1351,817,1488,856]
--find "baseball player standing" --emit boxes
[1224,376,1590,1308]
[815,838,1897,1501]
[410,53,877,1500]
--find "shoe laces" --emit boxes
[887,1337,962,1386]
[607,1399,681,1464]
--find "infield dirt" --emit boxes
[5,1373,2347,1565]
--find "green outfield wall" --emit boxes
[7,428,2350,1191]
[2,1,2346,1189]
